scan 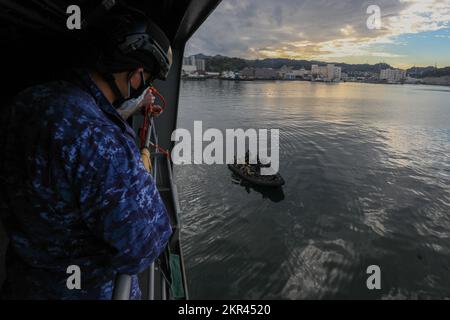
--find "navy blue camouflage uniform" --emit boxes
[0,70,172,299]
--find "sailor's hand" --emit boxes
[140,91,156,109]
[149,104,163,117]
[138,93,163,117]
[117,90,155,121]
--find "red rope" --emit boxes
[139,87,171,159]
[149,142,171,159]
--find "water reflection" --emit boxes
[176,80,450,299]
[230,174,286,203]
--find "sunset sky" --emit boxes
[186,0,450,68]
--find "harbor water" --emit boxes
[174,80,450,299]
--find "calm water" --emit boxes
[174,80,450,299]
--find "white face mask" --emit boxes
[116,85,151,121]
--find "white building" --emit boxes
[182,56,206,74]
[312,64,327,79]
[195,59,206,72]
[286,68,311,79]
[333,66,342,81]
[312,64,341,81]
[296,68,311,77]
[182,64,197,74]
[278,65,293,79]
[327,64,335,81]
[380,69,406,83]
[284,72,296,80]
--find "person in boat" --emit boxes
[0,9,173,299]
[242,151,268,176]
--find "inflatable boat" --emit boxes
[228,163,285,188]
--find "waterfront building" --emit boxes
[333,66,342,81]
[195,59,206,72]
[182,55,206,74]
[284,72,296,80]
[278,65,293,79]
[312,64,341,81]
[285,68,311,80]
[296,68,311,77]
[182,64,197,75]
[380,69,407,83]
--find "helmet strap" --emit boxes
[127,71,148,99]
[101,71,147,108]
[101,72,126,104]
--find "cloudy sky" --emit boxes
[186,0,450,68]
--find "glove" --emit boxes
[117,88,155,121]
[140,147,152,173]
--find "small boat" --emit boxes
[228,163,285,188]
[182,74,207,81]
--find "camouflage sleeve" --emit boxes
[64,124,172,275]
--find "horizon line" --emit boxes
[185,53,450,70]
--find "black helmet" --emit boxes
[93,11,172,81]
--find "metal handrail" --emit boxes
[112,274,132,300]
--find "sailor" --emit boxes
[0,9,173,299]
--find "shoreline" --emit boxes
[183,78,450,88]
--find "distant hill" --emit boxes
[407,66,436,77]
[406,66,450,78]
[191,54,393,73]
[420,67,450,78]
